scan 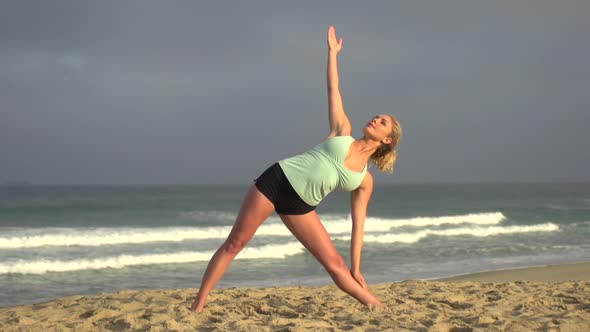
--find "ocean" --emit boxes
[1,183,589,307]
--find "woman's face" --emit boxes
[363,114,394,144]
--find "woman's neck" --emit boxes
[353,137,381,162]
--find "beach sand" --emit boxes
[1,263,589,331]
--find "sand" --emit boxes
[1,263,589,331]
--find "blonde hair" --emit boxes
[369,115,403,173]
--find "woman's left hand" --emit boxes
[327,26,343,53]
[351,269,367,288]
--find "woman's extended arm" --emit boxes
[350,172,373,288]
[326,26,352,138]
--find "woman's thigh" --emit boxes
[226,184,275,245]
[279,211,345,268]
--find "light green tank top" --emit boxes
[278,136,368,206]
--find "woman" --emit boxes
[191,26,402,312]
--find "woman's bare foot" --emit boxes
[190,299,204,313]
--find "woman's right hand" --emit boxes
[327,26,343,54]
[351,269,367,289]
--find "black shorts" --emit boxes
[253,162,316,215]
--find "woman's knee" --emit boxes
[221,236,248,256]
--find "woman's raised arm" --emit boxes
[326,26,352,138]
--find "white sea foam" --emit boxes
[0,227,234,248]
[0,223,302,248]
[335,223,560,244]
[0,222,561,274]
[365,212,506,228]
[0,212,506,248]
[0,242,306,274]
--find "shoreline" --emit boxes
[1,262,589,331]
[436,261,590,282]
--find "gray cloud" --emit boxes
[1,1,589,184]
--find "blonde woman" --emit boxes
[191,26,402,312]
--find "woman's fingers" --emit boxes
[328,26,335,44]
[352,270,367,288]
[328,26,342,52]
[359,276,366,288]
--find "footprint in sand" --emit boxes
[276,306,300,318]
[108,318,131,331]
[485,290,502,302]
[437,299,474,310]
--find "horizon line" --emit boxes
[2,180,590,187]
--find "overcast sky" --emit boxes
[1,1,589,185]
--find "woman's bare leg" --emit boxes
[191,184,275,312]
[279,211,384,307]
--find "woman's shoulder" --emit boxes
[322,135,354,143]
